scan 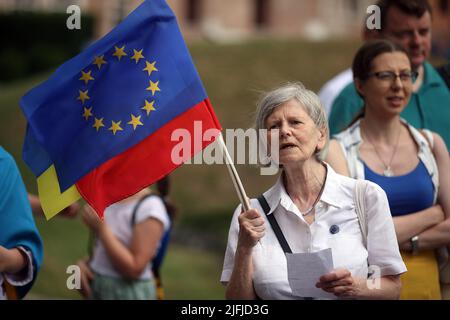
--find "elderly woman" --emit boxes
[221,82,406,300]
[326,40,450,299]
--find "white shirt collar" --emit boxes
[320,163,349,208]
[262,163,348,215]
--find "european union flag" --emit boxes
[21,0,221,217]
[21,0,207,193]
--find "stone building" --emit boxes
[1,0,449,49]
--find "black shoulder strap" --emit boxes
[437,64,450,90]
[131,194,157,226]
[257,195,292,254]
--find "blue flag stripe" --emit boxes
[21,0,208,192]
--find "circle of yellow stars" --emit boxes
[77,45,160,135]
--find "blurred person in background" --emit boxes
[28,193,79,218]
[318,21,377,117]
[76,176,175,300]
[327,0,450,150]
[0,146,43,300]
[326,39,450,299]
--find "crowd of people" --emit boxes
[1,0,449,300]
[221,0,450,300]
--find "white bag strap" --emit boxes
[354,180,368,248]
[420,129,434,149]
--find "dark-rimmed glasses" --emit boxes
[367,70,418,83]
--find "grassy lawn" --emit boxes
[30,215,225,299]
[163,244,225,300]
[30,217,89,299]
[1,39,361,299]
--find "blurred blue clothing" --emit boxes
[0,146,43,299]
[364,160,434,217]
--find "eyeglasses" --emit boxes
[367,70,418,83]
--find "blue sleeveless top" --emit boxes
[364,160,434,217]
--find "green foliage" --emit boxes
[0,11,93,82]
[0,48,28,80]
[29,218,225,300]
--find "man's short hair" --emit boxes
[376,0,433,32]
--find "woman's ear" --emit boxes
[354,78,365,98]
[316,127,327,152]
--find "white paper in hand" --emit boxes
[286,248,335,299]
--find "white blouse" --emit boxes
[221,164,406,300]
[90,196,171,280]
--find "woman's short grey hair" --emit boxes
[254,82,329,161]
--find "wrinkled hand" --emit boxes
[81,205,103,233]
[316,268,362,298]
[237,209,265,250]
[76,259,94,298]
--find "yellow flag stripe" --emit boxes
[37,165,81,220]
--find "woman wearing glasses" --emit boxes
[326,39,450,299]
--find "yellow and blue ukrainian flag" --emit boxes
[21,0,221,218]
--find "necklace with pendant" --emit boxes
[364,124,401,177]
[302,205,315,216]
[300,165,328,216]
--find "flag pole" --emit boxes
[218,133,251,211]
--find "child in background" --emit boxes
[77,176,174,300]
